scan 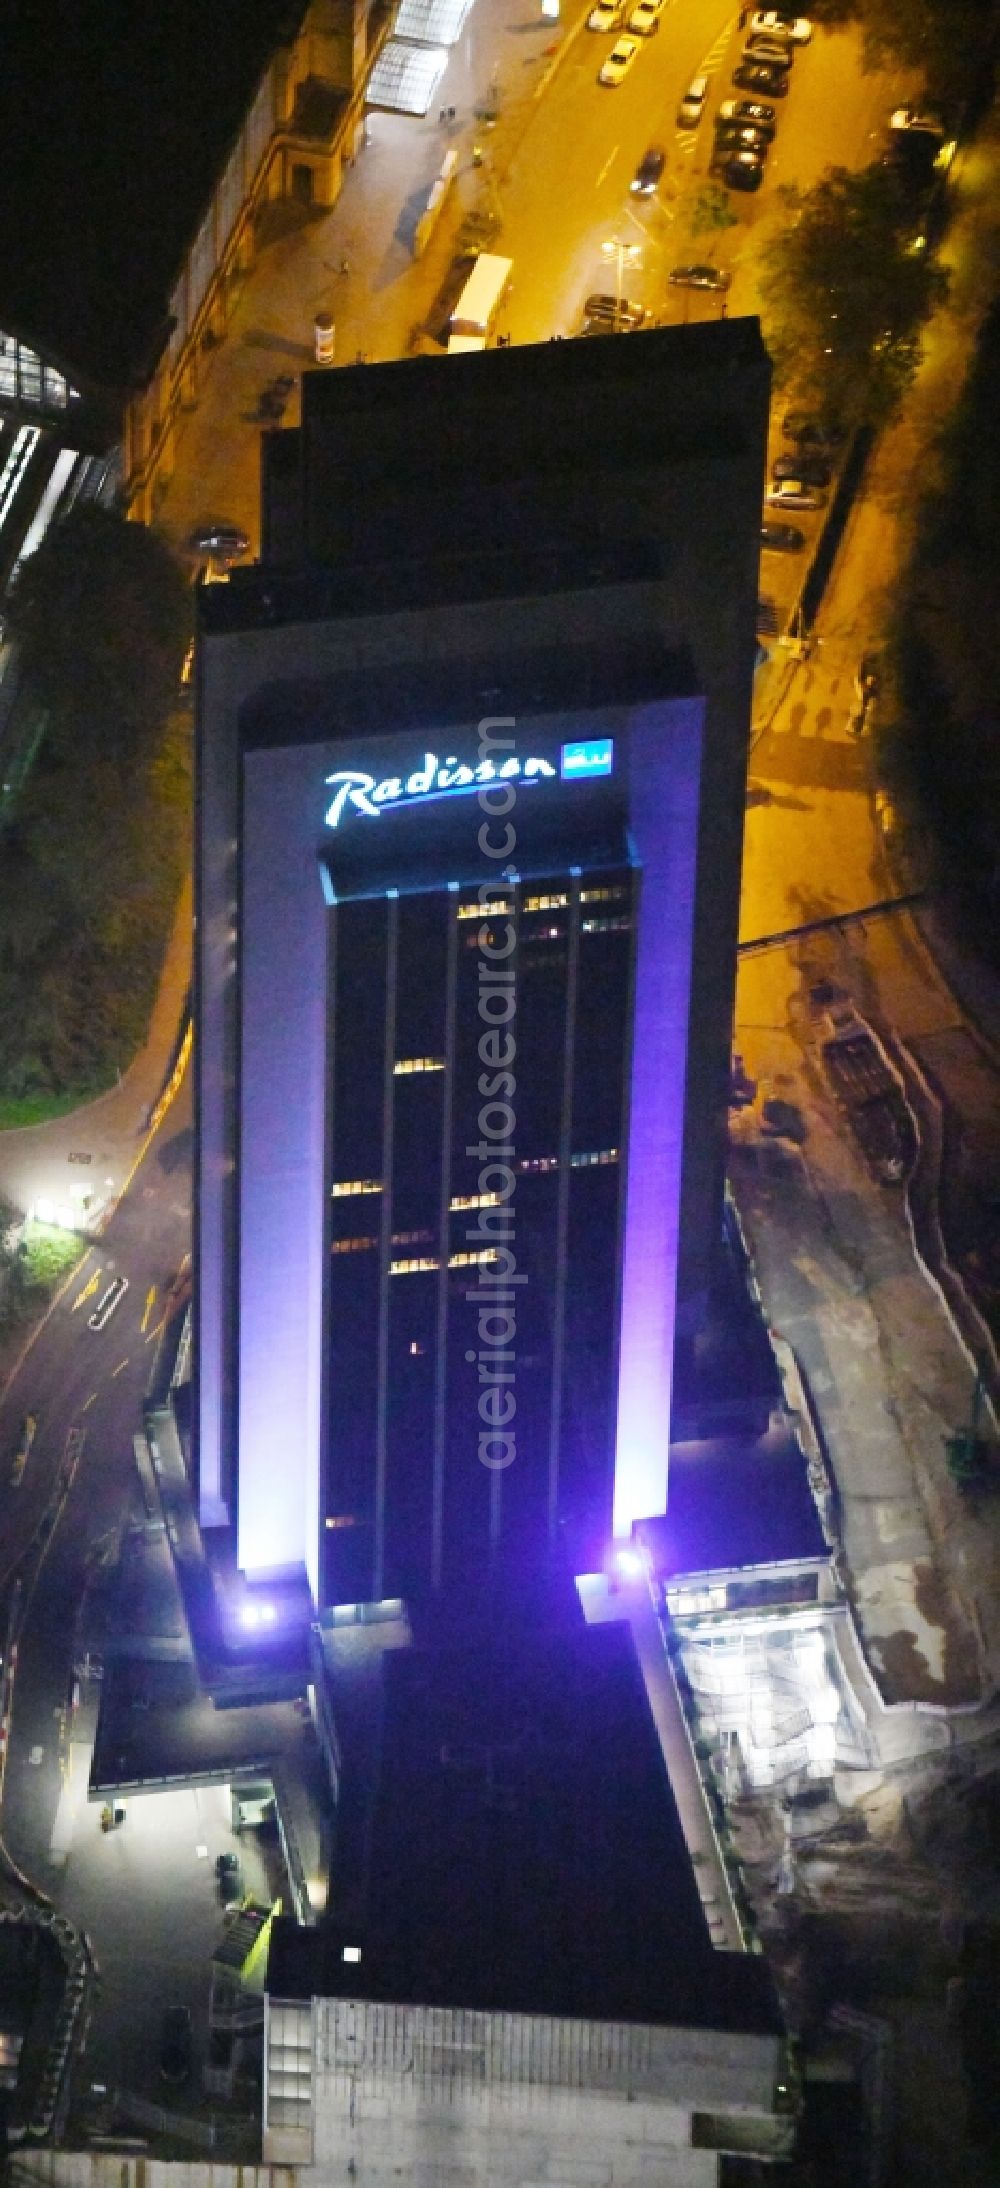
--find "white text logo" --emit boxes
[324,751,557,831]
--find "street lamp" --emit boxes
[601,236,642,327]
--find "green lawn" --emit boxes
[0,1218,86,1337]
[0,1086,106,1132]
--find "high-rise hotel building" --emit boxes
[194,323,770,1616]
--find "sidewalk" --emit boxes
[153,0,569,564]
[731,1082,992,1703]
[734,109,1000,1708]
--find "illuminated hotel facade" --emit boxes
[194,323,770,1615]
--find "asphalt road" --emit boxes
[492,11,902,330]
[0,1074,192,1889]
[488,8,913,638]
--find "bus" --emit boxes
[447,254,513,355]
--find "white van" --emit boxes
[677,74,708,127]
[447,255,513,355]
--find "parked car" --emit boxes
[890,105,944,137]
[599,33,641,83]
[159,2007,193,2085]
[717,96,776,135]
[631,146,666,194]
[677,74,708,127]
[584,293,646,328]
[187,521,250,562]
[733,60,789,96]
[588,0,624,26]
[715,150,764,191]
[765,479,827,510]
[883,118,945,195]
[715,122,771,156]
[628,0,665,35]
[744,35,793,68]
[772,451,831,487]
[760,521,805,552]
[750,10,812,41]
[668,263,732,292]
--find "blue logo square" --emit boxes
[560,738,614,781]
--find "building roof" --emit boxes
[268,1617,782,2036]
[641,1425,829,1581]
[0,0,301,390]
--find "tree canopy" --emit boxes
[6,503,190,773]
[0,507,192,1102]
[806,0,993,109]
[884,295,1000,960]
[758,163,948,429]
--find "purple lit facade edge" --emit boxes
[612,698,704,1536]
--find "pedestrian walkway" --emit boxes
[730,1084,990,1703]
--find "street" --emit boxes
[0,1073,192,1888]
[152,0,912,602]
[0,12,997,2166]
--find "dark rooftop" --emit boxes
[0,0,302,389]
[641,1425,829,1580]
[268,1617,782,2036]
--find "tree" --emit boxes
[689,184,738,239]
[758,163,948,429]
[805,0,992,108]
[6,504,190,774]
[883,296,1000,961]
[0,507,192,1103]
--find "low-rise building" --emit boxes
[263,1616,797,2183]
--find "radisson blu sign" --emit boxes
[324,740,614,830]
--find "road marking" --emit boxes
[144,1312,168,1348]
[80,1392,98,1414]
[111,1358,130,1381]
[71,1272,101,1314]
[596,144,619,188]
[140,1286,157,1335]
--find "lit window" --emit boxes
[448,1249,498,1268]
[449,1191,501,1212]
[457,898,512,920]
[667,1585,727,1615]
[331,1179,383,1198]
[332,1236,378,1253]
[582,916,631,935]
[391,1229,433,1246]
[580,885,626,905]
[523,893,569,912]
[393,1057,445,1076]
[389,1256,439,1275]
